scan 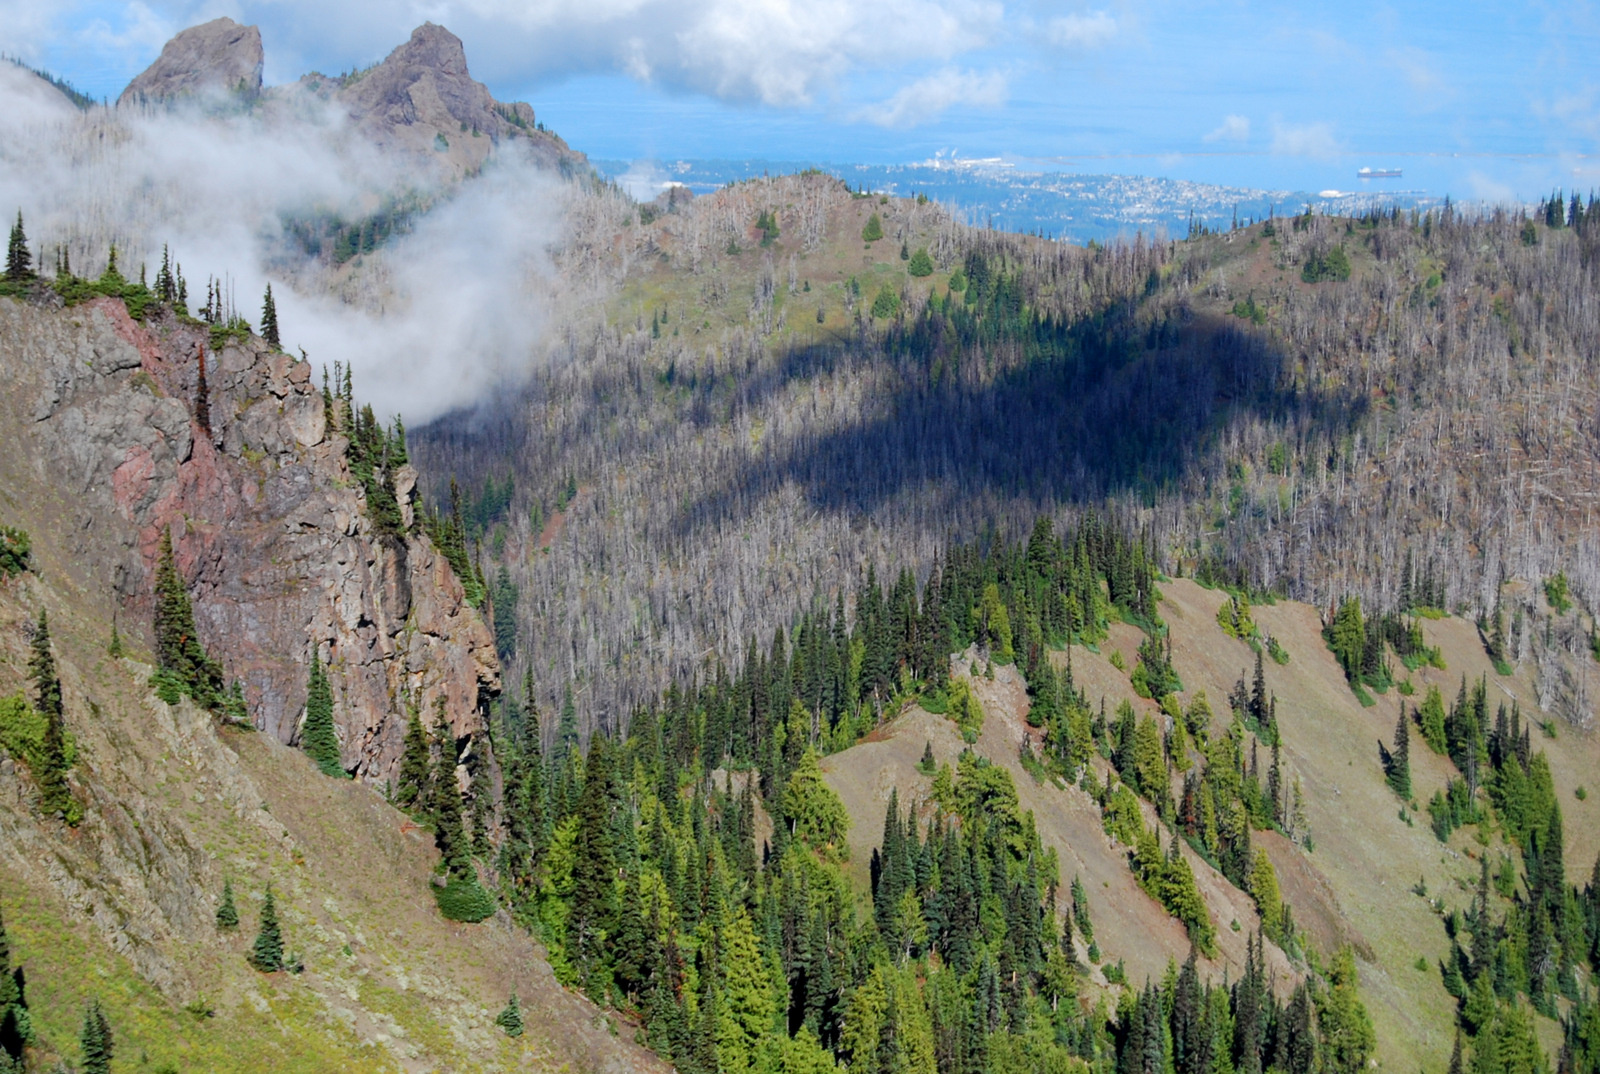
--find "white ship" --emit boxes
[1357,167,1402,179]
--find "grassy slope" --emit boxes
[816,578,1599,1072]
[0,567,661,1074]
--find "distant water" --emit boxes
[596,158,1448,245]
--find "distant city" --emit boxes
[596,158,1445,245]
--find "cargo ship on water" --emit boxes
[1358,167,1403,179]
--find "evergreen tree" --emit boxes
[248,887,285,972]
[568,733,618,989]
[862,213,883,243]
[908,247,934,277]
[152,528,223,707]
[0,905,33,1064]
[4,212,32,283]
[216,877,239,929]
[79,998,112,1074]
[1387,706,1411,799]
[430,700,470,874]
[29,609,71,817]
[260,283,281,348]
[300,651,344,777]
[495,992,525,1037]
[396,711,431,810]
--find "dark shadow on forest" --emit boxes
[677,302,1369,537]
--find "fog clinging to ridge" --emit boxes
[0,62,572,423]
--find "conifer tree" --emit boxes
[260,283,280,349]
[862,213,883,243]
[29,609,71,817]
[396,710,431,811]
[194,343,211,437]
[152,528,223,707]
[1387,706,1411,799]
[495,992,525,1037]
[300,651,344,777]
[568,733,618,988]
[79,998,112,1074]
[216,877,239,929]
[4,212,32,283]
[0,905,33,1063]
[430,702,469,873]
[248,887,284,972]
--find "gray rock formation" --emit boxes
[314,22,568,176]
[118,17,263,106]
[0,294,498,787]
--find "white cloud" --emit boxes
[202,0,1005,107]
[852,67,1007,129]
[0,0,69,62]
[1270,120,1340,159]
[1046,10,1116,49]
[75,1,177,55]
[1203,114,1249,143]
[1386,46,1451,111]
[0,66,567,423]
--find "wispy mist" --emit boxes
[0,63,571,423]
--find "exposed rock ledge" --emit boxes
[1,294,498,787]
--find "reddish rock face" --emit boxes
[5,296,498,787]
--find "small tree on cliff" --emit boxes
[395,710,431,812]
[429,697,470,873]
[29,609,72,818]
[152,528,224,708]
[300,651,344,778]
[4,211,33,283]
[260,283,280,349]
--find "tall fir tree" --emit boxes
[216,877,239,929]
[260,283,281,349]
[396,710,431,810]
[248,887,285,972]
[4,212,32,283]
[1387,706,1411,800]
[152,528,223,707]
[194,342,211,437]
[568,733,619,990]
[430,699,470,874]
[29,609,71,817]
[300,651,344,777]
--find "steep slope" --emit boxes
[1,295,494,784]
[0,291,664,1072]
[414,184,1600,742]
[813,575,1600,1073]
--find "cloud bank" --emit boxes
[0,63,567,424]
[20,0,1004,109]
[853,67,1008,129]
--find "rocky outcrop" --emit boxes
[309,22,577,177]
[0,294,498,785]
[117,17,263,106]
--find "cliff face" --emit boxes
[1,294,497,785]
[117,17,263,106]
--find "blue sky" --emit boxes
[8,0,1598,199]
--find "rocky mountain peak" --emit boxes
[334,21,529,165]
[118,17,263,106]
